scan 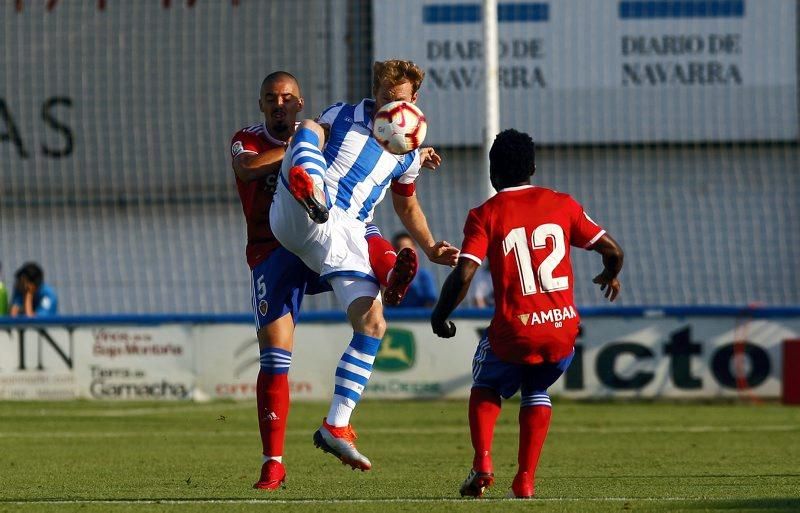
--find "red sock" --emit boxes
[469,387,502,473]
[256,370,290,459]
[367,235,396,287]
[518,405,552,478]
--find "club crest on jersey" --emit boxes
[231,140,245,156]
[258,299,268,317]
[518,306,577,326]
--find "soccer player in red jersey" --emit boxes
[431,129,624,499]
[231,72,414,490]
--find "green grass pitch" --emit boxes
[0,399,798,512]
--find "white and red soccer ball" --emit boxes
[373,101,427,155]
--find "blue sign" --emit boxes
[619,1,745,19]
[423,2,549,24]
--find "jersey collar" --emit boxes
[261,122,290,147]
[498,185,534,193]
[354,99,376,129]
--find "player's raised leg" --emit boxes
[365,224,395,287]
[313,277,385,471]
[286,120,329,223]
[365,225,418,306]
[383,246,418,307]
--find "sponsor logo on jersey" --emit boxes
[374,328,415,372]
[231,140,245,156]
[518,306,577,326]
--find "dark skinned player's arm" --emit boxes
[430,258,480,338]
[232,146,287,183]
[589,233,624,302]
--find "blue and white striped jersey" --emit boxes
[317,98,421,223]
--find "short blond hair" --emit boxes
[372,60,425,95]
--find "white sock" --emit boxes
[326,332,380,427]
[327,399,355,427]
[262,455,283,464]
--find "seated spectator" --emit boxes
[9,262,58,317]
[0,261,8,315]
[389,232,438,308]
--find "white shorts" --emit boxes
[269,153,378,286]
[329,277,381,311]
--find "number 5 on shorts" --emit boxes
[256,275,267,299]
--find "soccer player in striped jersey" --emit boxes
[230,72,405,490]
[431,129,624,498]
[269,60,459,470]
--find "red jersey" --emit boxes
[460,185,605,365]
[230,123,287,269]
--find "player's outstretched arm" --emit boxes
[232,146,287,183]
[431,258,479,338]
[391,192,459,266]
[590,233,624,302]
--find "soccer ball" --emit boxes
[373,101,427,155]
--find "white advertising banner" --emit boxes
[194,325,323,401]
[373,0,798,145]
[128,315,800,400]
[193,324,476,401]
[72,326,195,400]
[0,326,77,400]
[1,315,798,400]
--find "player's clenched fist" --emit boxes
[431,316,457,338]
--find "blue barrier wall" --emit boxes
[1,306,798,327]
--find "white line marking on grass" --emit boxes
[12,403,251,418]
[0,497,764,505]
[0,424,797,439]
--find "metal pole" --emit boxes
[483,0,500,198]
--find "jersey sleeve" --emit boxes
[316,102,344,126]
[567,196,606,249]
[230,130,260,159]
[459,207,490,265]
[390,152,421,197]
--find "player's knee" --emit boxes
[348,297,386,338]
[362,312,386,339]
[361,319,386,338]
[367,300,387,338]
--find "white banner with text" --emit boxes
[1,314,798,400]
[373,0,798,145]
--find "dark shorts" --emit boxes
[250,247,332,331]
[472,336,574,399]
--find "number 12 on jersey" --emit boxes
[503,224,568,295]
